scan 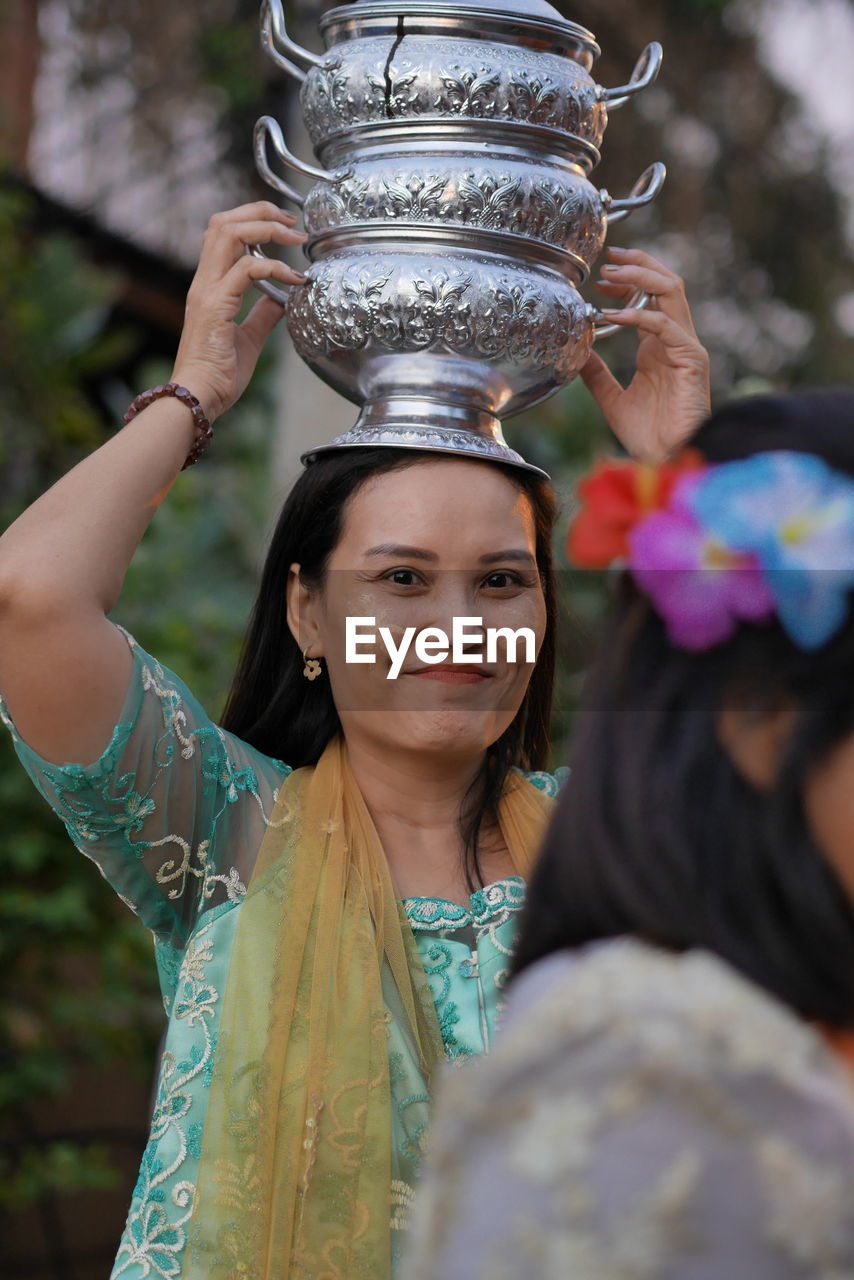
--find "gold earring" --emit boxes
[302,648,322,681]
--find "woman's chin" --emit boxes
[356,707,509,759]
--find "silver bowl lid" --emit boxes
[320,0,600,61]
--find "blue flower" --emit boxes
[688,452,854,650]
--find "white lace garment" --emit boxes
[403,937,854,1280]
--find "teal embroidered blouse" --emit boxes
[0,624,564,1278]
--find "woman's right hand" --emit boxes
[170,201,309,423]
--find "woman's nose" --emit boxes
[432,572,478,618]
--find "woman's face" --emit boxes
[287,458,548,765]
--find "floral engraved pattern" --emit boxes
[478,280,541,360]
[533,178,602,259]
[303,166,606,264]
[288,255,592,377]
[301,38,607,149]
[367,63,421,116]
[384,174,448,219]
[412,271,473,350]
[306,55,357,120]
[304,182,348,229]
[302,46,389,145]
[453,173,521,229]
[327,425,534,470]
[505,71,561,125]
[439,63,502,117]
[337,264,393,348]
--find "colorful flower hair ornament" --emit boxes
[567,450,854,653]
[566,450,704,568]
[689,452,854,650]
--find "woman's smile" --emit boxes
[406,666,494,685]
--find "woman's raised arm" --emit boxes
[0,201,305,766]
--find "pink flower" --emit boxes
[628,477,776,651]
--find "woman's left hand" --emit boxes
[580,246,712,463]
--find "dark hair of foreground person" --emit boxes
[512,388,854,1027]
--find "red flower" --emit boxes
[566,450,705,568]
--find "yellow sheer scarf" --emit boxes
[183,735,553,1279]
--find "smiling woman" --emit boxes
[270,456,551,817]
[0,201,710,1279]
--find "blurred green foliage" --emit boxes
[1,1142,116,1212]
[0,188,119,506]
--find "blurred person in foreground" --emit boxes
[404,389,854,1280]
[0,202,710,1278]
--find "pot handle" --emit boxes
[591,288,652,341]
[602,162,667,225]
[601,42,663,110]
[254,115,345,206]
[251,114,326,301]
[254,118,306,207]
[261,0,322,82]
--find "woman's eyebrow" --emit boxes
[363,544,439,561]
[362,546,536,566]
[479,550,536,565]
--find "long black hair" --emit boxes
[220,447,558,891]
[512,389,854,1027]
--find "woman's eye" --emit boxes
[384,568,421,586]
[483,571,520,590]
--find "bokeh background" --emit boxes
[1,0,852,1274]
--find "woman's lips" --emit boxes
[406,667,492,684]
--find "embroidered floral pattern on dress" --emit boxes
[0,625,293,943]
[403,875,525,935]
[0,626,290,1279]
[0,624,563,1278]
[404,897,471,933]
[403,876,532,1067]
[113,916,221,1278]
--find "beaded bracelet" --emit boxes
[122,382,213,470]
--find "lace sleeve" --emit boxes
[0,623,290,948]
[404,943,854,1280]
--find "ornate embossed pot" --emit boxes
[263,0,662,168]
[251,0,666,473]
[256,116,665,275]
[279,233,616,472]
